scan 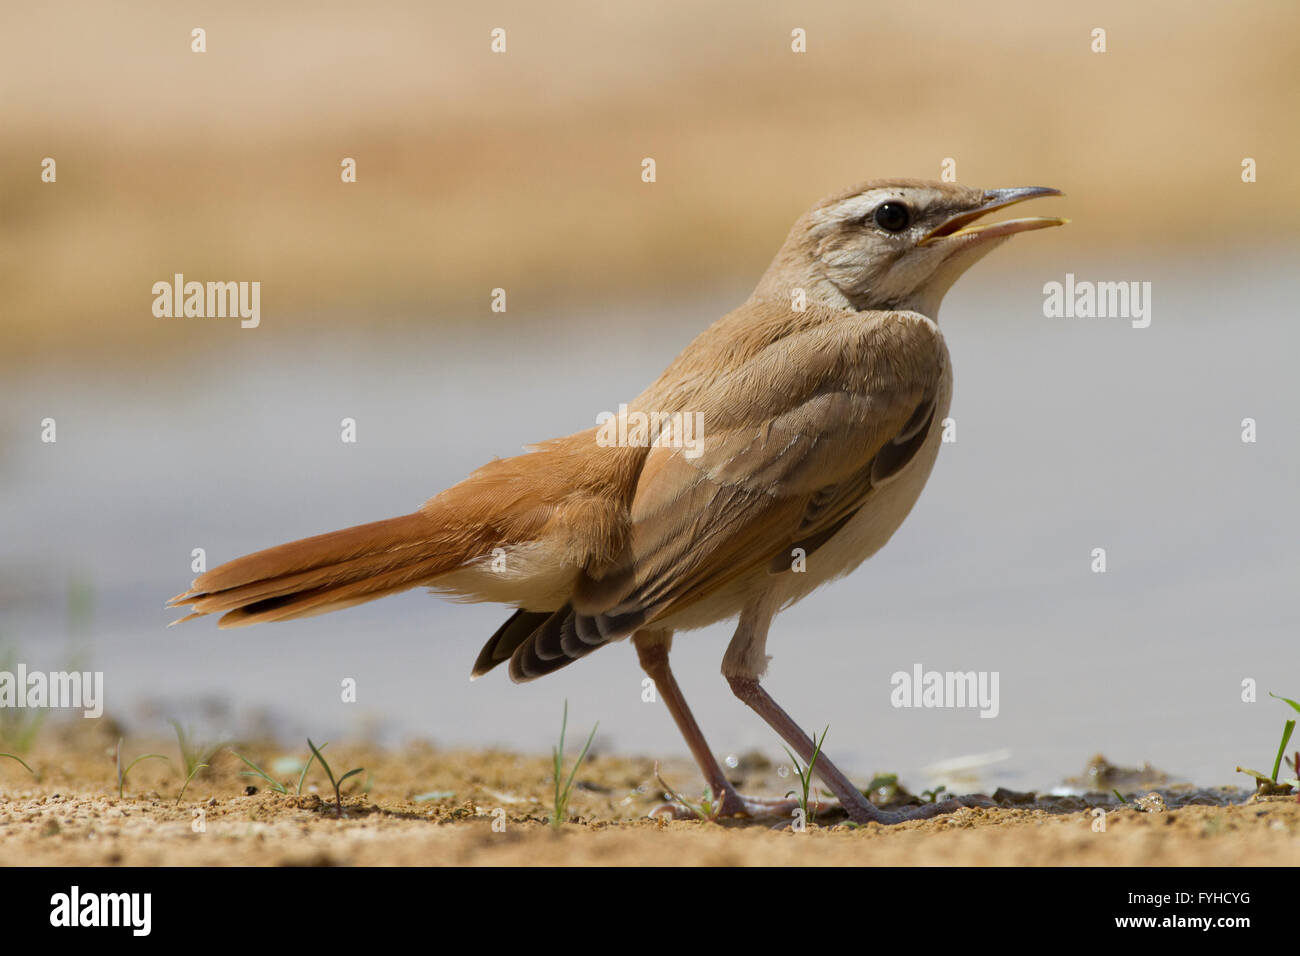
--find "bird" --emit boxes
[169,179,1065,824]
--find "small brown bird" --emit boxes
[170,179,1065,823]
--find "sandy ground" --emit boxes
[0,725,1294,866]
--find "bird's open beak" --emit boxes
[920,186,1067,245]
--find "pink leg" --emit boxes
[726,675,979,825]
[634,632,813,820]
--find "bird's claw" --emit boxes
[650,791,839,822]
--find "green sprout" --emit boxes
[783,725,829,825]
[0,753,36,777]
[115,738,170,799]
[551,700,598,829]
[230,750,289,794]
[306,738,363,817]
[175,763,208,806]
[230,744,323,796]
[1235,691,1300,793]
[296,746,321,795]
[1271,720,1296,784]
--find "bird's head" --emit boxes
[755,179,1066,317]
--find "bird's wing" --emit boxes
[585,308,941,621]
[586,313,944,620]
[499,310,947,679]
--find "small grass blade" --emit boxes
[1270,719,1295,783]
[307,738,363,816]
[296,743,323,795]
[338,768,364,787]
[1269,692,1300,716]
[783,725,829,825]
[115,738,171,799]
[230,750,289,794]
[0,753,36,776]
[550,700,598,828]
[175,763,208,806]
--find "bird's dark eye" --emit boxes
[873,202,911,232]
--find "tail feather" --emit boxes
[174,531,442,615]
[170,511,470,628]
[172,512,440,598]
[169,428,639,637]
[212,557,451,627]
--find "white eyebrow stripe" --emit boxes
[811,187,949,229]
[813,190,898,225]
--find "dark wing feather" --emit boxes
[471,608,552,677]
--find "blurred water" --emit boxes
[2,249,1296,791]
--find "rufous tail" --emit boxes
[167,511,467,628]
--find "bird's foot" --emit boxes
[648,761,994,826]
[649,786,839,823]
[651,789,995,825]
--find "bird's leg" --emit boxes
[719,597,977,825]
[634,630,808,820]
[724,675,976,825]
[634,631,733,804]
